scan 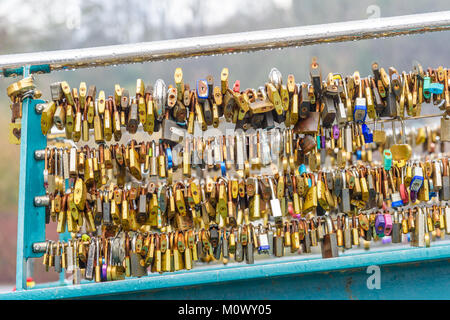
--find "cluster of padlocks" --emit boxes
[8,58,450,282]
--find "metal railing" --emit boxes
[0,11,450,74]
[4,10,450,296]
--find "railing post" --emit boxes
[15,65,47,291]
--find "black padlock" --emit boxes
[45,205,51,224]
[209,224,220,248]
[250,113,264,129]
[235,112,251,131]
[316,203,326,216]
[202,99,213,126]
[214,234,222,260]
[310,59,322,98]
[321,96,336,127]
[371,79,385,115]
[392,212,401,243]
[263,110,275,129]
[381,87,397,118]
[103,199,111,225]
[272,109,286,124]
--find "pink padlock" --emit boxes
[384,213,393,236]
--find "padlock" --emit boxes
[384,213,393,236]
[440,158,450,201]
[310,58,322,97]
[154,79,166,121]
[50,82,64,101]
[390,120,412,161]
[321,96,336,127]
[321,216,338,258]
[268,178,282,224]
[375,213,385,235]
[340,172,351,213]
[299,83,310,119]
[441,116,450,141]
[412,208,425,247]
[161,118,185,143]
[383,149,392,171]
[410,165,424,193]
[382,87,398,118]
[353,72,367,123]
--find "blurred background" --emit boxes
[1,0,450,290]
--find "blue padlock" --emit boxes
[166,146,173,169]
[410,166,424,192]
[361,123,373,143]
[220,161,226,177]
[429,82,444,94]
[356,150,362,160]
[298,164,307,175]
[423,76,444,98]
[353,97,367,123]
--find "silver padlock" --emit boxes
[206,139,214,168]
[445,206,450,234]
[268,178,282,222]
[260,130,271,166]
[440,159,450,201]
[161,118,186,143]
[214,136,222,166]
[335,77,348,125]
[343,215,352,249]
[50,82,63,101]
[172,146,180,168]
[270,129,282,163]
[66,240,74,274]
[85,240,96,281]
[345,125,353,153]
[236,134,244,170]
[154,79,167,121]
[269,67,282,90]
[62,148,69,181]
[226,136,234,168]
[258,228,270,254]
